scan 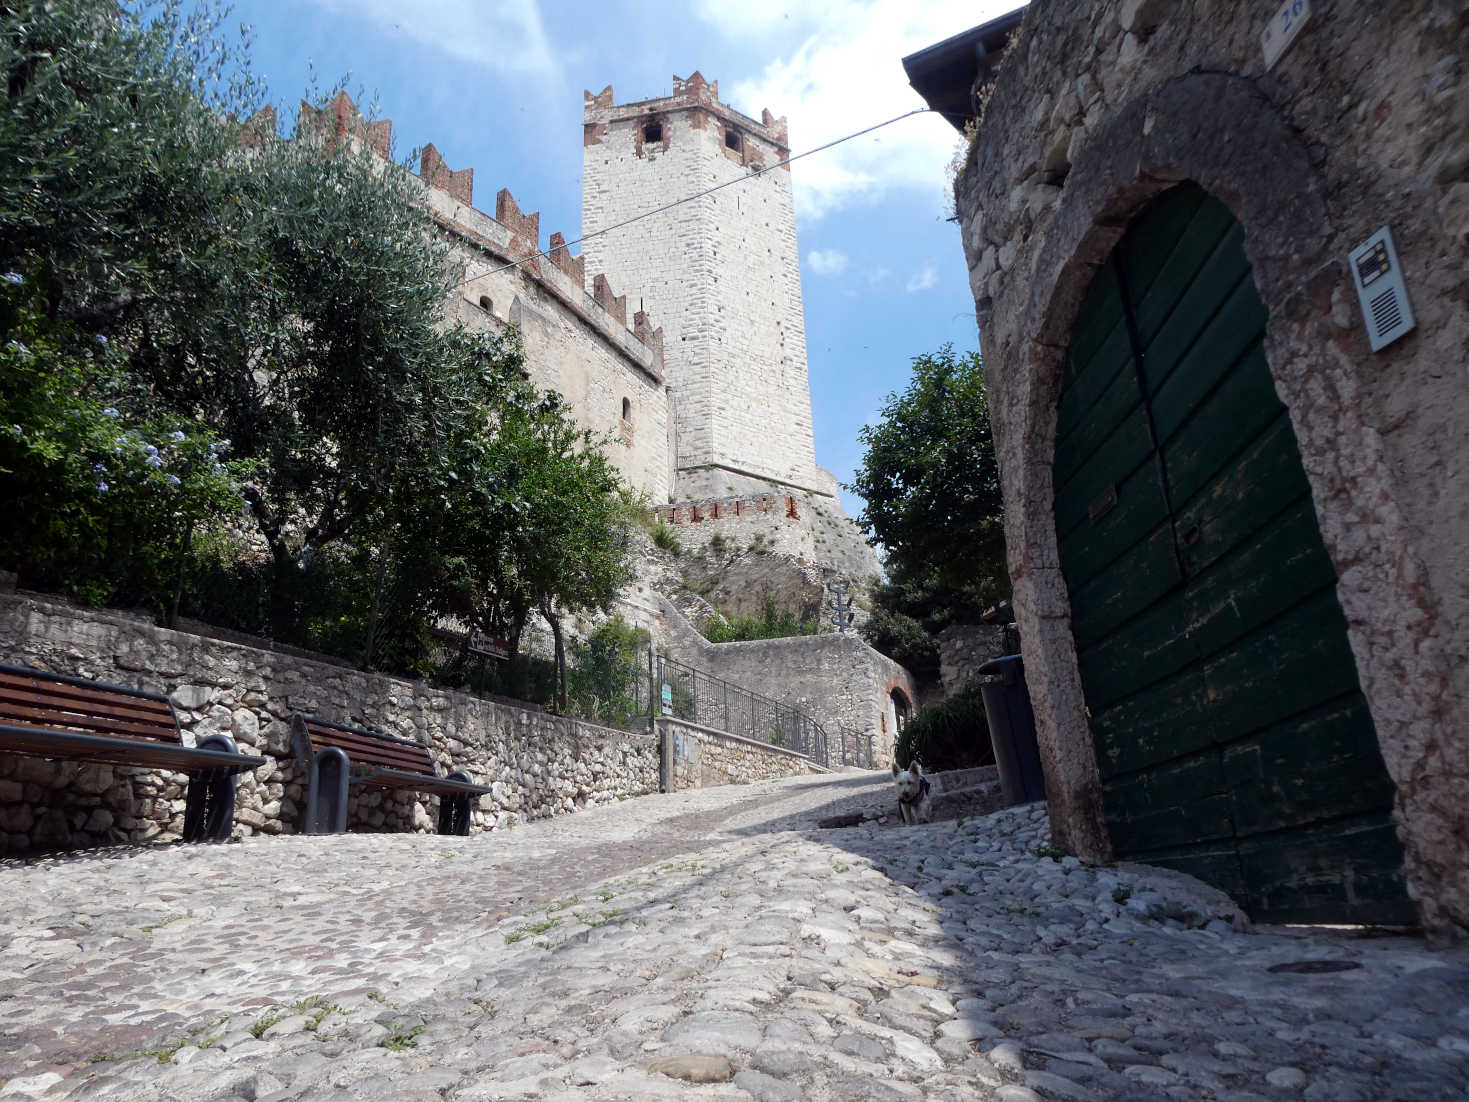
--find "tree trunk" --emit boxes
[166,521,193,629]
[543,601,566,711]
[360,542,390,671]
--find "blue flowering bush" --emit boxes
[0,286,259,610]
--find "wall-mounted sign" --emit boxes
[1261,0,1311,71]
[660,682,673,710]
[467,631,511,660]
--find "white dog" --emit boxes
[892,759,934,825]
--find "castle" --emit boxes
[298,76,874,584]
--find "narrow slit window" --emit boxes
[621,397,632,422]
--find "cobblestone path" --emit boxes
[0,771,1465,1101]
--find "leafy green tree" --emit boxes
[567,616,650,727]
[859,601,941,681]
[0,0,253,322]
[893,683,994,771]
[377,330,633,701]
[846,344,1009,620]
[0,0,637,692]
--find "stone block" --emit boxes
[73,763,115,795]
[1119,0,1169,34]
[170,684,213,710]
[0,804,35,833]
[85,808,114,832]
[32,808,70,845]
[231,708,261,744]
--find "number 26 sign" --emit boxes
[1261,0,1312,71]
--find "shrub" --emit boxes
[893,683,994,772]
[651,520,682,556]
[567,616,650,727]
[701,594,817,643]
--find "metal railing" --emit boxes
[836,726,877,769]
[654,654,829,767]
[427,632,879,773]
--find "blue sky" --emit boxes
[228,0,1021,518]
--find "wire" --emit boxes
[449,107,932,288]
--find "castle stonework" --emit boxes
[582,74,835,502]
[298,84,875,586]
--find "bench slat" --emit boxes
[0,678,177,728]
[0,669,176,719]
[0,665,175,702]
[0,698,180,743]
[0,726,264,774]
[306,732,434,773]
[359,769,492,795]
[0,687,176,728]
[302,722,435,775]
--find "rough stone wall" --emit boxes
[420,177,675,503]
[583,75,824,498]
[0,593,659,852]
[651,594,914,768]
[937,624,1008,699]
[953,0,1469,933]
[659,717,820,790]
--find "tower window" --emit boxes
[621,397,632,422]
[643,121,662,143]
[725,128,741,152]
[478,295,493,313]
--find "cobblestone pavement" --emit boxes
[1,770,1466,1101]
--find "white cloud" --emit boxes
[306,0,556,78]
[905,262,938,293]
[807,248,849,276]
[693,0,852,39]
[696,0,1022,219]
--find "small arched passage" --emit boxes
[889,685,913,732]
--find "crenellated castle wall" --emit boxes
[295,93,676,503]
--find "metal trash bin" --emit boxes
[978,654,1047,805]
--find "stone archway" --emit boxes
[888,683,913,732]
[982,72,1456,928]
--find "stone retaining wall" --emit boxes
[657,717,822,791]
[652,594,915,768]
[0,592,659,852]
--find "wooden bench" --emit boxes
[290,714,491,835]
[0,662,267,843]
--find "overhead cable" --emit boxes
[450,107,933,288]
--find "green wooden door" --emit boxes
[1054,183,1413,925]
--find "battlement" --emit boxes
[583,73,789,157]
[656,495,802,526]
[287,92,664,380]
[297,91,393,157]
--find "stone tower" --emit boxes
[582,74,833,502]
